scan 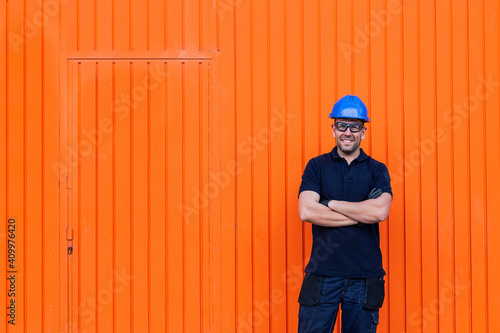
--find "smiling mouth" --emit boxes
[340,137,354,143]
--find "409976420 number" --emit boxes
[7,218,17,325]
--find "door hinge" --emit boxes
[66,227,74,255]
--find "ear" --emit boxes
[360,126,367,140]
[331,123,337,138]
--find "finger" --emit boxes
[369,189,383,199]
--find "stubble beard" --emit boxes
[336,136,361,156]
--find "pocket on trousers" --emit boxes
[298,273,323,306]
[363,277,385,310]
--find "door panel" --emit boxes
[65,60,212,332]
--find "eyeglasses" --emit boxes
[334,122,364,133]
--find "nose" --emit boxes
[343,127,354,134]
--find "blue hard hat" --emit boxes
[329,95,370,122]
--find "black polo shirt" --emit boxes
[298,147,392,278]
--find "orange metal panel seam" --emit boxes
[147,61,152,332]
[164,61,169,331]
[129,61,135,333]
[147,0,150,50]
[23,0,30,328]
[95,61,100,331]
[111,61,117,331]
[249,0,255,326]
[198,61,203,331]
[181,61,187,331]
[199,0,203,50]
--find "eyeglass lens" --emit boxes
[335,122,363,133]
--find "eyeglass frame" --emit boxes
[333,121,366,133]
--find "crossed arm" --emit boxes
[298,190,392,227]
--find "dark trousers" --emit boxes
[298,274,383,333]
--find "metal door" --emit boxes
[64,59,213,332]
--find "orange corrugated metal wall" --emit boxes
[1,0,500,332]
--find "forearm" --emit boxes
[299,202,358,227]
[327,193,392,224]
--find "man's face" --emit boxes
[331,119,366,155]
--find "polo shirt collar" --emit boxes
[331,147,368,162]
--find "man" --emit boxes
[297,95,392,333]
